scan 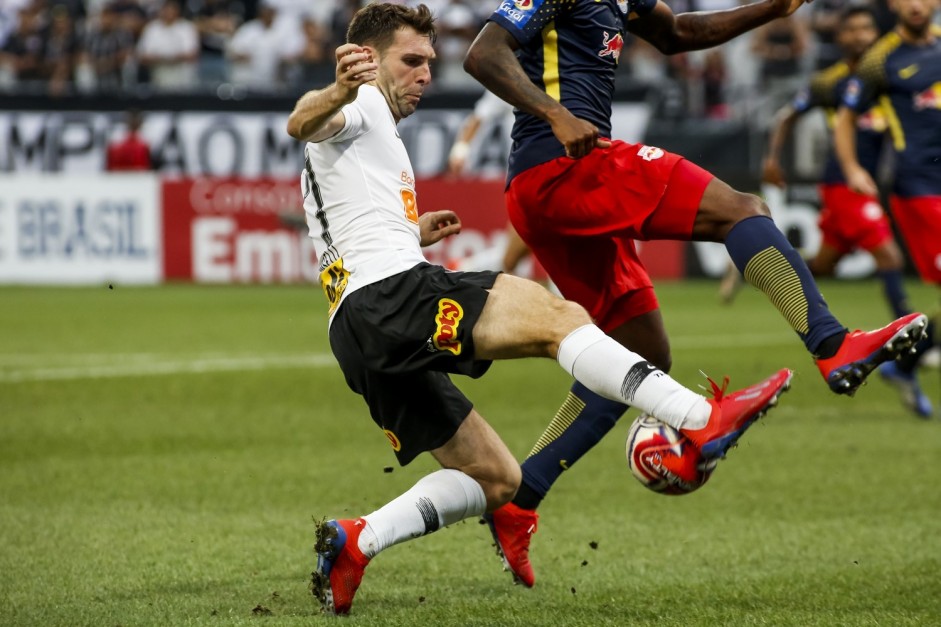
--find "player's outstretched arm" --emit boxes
[763,104,801,187]
[833,106,877,196]
[464,24,610,159]
[632,0,807,54]
[286,43,377,143]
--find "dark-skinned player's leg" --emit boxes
[488,147,920,588]
[691,174,926,395]
[484,309,669,587]
[868,236,935,417]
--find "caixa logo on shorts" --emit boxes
[427,298,464,355]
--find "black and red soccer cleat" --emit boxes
[816,313,928,396]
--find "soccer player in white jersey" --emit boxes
[287,2,792,616]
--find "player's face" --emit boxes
[837,14,878,59]
[374,27,436,122]
[891,0,939,35]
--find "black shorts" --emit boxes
[329,263,500,465]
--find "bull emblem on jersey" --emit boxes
[513,0,534,10]
[913,83,941,111]
[598,31,624,61]
[857,107,888,133]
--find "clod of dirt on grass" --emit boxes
[252,605,273,616]
[383,466,394,473]
[418,596,426,604]
[570,587,576,595]
[589,541,599,550]
[581,560,588,567]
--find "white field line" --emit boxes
[0,332,795,383]
[0,353,337,383]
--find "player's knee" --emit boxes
[549,299,592,347]
[713,193,771,240]
[738,193,770,220]
[873,244,904,270]
[703,191,771,241]
[650,350,672,373]
[520,293,593,359]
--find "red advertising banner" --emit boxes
[160,177,684,283]
[162,177,313,282]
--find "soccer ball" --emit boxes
[626,414,718,495]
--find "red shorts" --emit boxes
[890,195,941,284]
[818,184,892,254]
[506,140,713,332]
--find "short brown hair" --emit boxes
[346,3,436,52]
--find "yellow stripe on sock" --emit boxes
[525,392,585,459]
[743,246,810,335]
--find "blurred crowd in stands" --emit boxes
[0,0,928,115]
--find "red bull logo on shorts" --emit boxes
[637,145,665,161]
[598,31,624,61]
[383,429,402,452]
[913,83,941,111]
[433,298,464,355]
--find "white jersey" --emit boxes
[302,85,427,322]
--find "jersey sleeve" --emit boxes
[487,0,575,46]
[323,86,379,143]
[842,51,886,113]
[792,72,836,114]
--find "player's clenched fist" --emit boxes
[547,109,611,160]
[334,43,378,104]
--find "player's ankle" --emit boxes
[511,481,542,511]
[814,330,848,359]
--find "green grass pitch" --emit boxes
[1,280,940,626]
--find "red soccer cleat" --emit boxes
[816,313,928,395]
[311,518,370,615]
[483,502,539,588]
[681,368,793,460]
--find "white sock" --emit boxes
[357,469,486,558]
[557,324,712,430]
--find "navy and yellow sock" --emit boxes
[513,381,627,510]
[726,215,846,358]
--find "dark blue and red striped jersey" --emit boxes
[791,61,886,185]
[487,0,656,182]
[842,27,941,196]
